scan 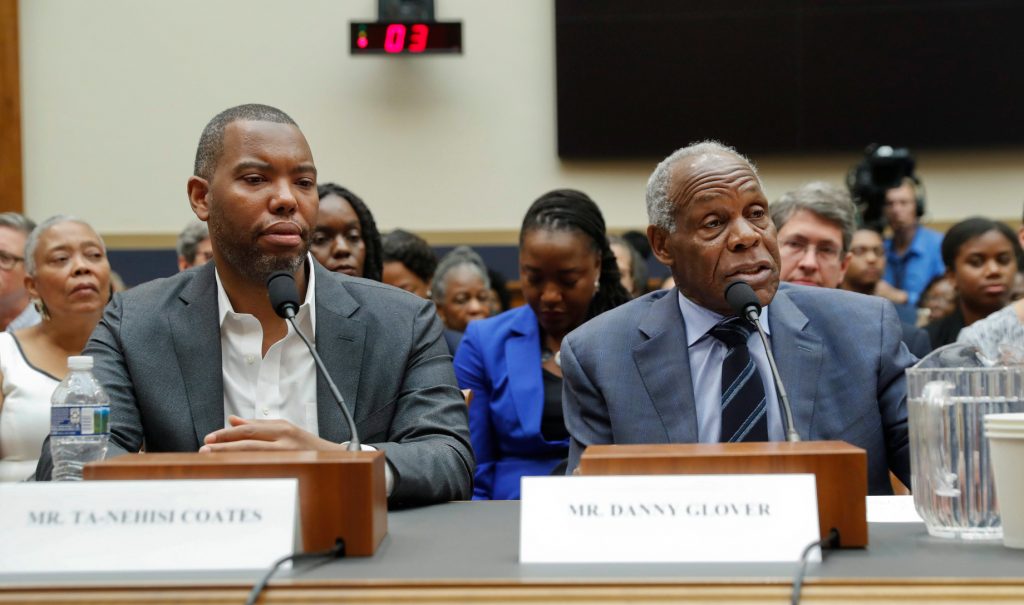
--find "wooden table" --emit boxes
[2,500,1023,604]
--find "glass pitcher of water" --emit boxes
[907,343,1024,540]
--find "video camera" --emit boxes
[846,144,918,230]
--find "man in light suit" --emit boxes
[561,141,912,495]
[36,104,473,507]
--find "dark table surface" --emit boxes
[3,500,1023,587]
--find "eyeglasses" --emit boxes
[0,251,24,271]
[780,239,841,262]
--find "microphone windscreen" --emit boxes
[267,271,301,319]
[724,281,762,318]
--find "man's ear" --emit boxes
[187,176,212,221]
[647,224,675,269]
[836,251,852,287]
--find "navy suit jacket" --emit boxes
[454,305,569,499]
[561,284,913,495]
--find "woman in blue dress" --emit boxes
[454,189,630,499]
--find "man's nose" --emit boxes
[796,246,819,271]
[727,219,760,250]
[269,180,298,215]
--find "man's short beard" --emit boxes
[218,235,308,284]
[207,202,309,285]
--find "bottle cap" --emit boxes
[68,356,93,371]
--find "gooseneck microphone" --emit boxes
[724,281,800,443]
[267,271,361,451]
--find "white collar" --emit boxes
[676,290,771,348]
[215,253,317,332]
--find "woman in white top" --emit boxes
[958,298,1024,364]
[0,216,111,481]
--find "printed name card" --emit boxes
[0,479,299,573]
[866,495,923,523]
[520,474,820,563]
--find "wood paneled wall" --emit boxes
[0,0,22,213]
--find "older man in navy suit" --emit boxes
[561,141,913,495]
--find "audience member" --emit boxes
[883,178,946,324]
[772,183,931,359]
[431,246,492,353]
[621,229,652,262]
[839,228,932,357]
[312,183,382,281]
[959,211,1024,361]
[917,274,957,326]
[622,229,653,292]
[771,182,854,288]
[176,220,213,271]
[561,141,913,495]
[455,189,629,500]
[382,229,436,298]
[1,216,111,482]
[842,228,885,294]
[609,235,647,298]
[34,104,474,506]
[926,217,1021,348]
[0,213,40,332]
[487,268,511,314]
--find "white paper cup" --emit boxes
[985,424,1024,549]
[984,413,1024,428]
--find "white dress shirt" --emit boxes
[677,292,785,442]
[215,258,394,495]
[217,260,318,434]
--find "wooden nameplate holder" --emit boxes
[579,441,868,547]
[83,450,387,555]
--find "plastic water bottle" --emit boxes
[50,356,110,481]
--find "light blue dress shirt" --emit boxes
[677,292,784,442]
[884,225,946,325]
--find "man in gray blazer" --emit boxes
[561,141,912,495]
[37,104,473,507]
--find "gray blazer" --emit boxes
[561,283,913,495]
[39,262,473,507]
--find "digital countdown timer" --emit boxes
[350,22,462,55]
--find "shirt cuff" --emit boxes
[345,443,395,496]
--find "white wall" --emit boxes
[19,0,1024,240]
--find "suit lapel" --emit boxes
[505,307,544,436]
[766,287,822,439]
[632,290,699,443]
[169,264,224,448]
[312,263,364,443]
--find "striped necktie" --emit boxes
[709,317,769,442]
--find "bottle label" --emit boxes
[51,405,110,436]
